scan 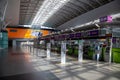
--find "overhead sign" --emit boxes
[88,30,99,36]
[69,33,75,38]
[31,31,42,37]
[85,30,99,37]
[75,32,81,38]
[61,34,66,39]
[99,16,112,22]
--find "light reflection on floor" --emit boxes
[0,46,120,80]
[23,46,120,80]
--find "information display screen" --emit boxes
[51,36,54,39]
[75,32,81,38]
[55,35,58,40]
[69,33,75,38]
[66,34,69,39]
[99,16,112,22]
[100,16,108,22]
[61,34,66,39]
[88,30,99,36]
[45,37,49,40]
[58,35,62,39]
[112,38,116,43]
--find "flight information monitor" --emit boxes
[75,32,81,38]
[62,34,66,39]
[88,30,99,36]
[69,33,75,39]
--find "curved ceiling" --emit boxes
[19,0,44,25]
[43,0,114,28]
[19,0,114,28]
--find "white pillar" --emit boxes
[109,38,113,64]
[29,46,31,52]
[38,48,41,56]
[78,42,83,62]
[32,46,33,53]
[47,43,51,59]
[61,41,66,64]
[13,40,16,49]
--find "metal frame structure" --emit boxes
[19,0,114,28]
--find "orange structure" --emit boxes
[7,28,50,39]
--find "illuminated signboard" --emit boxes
[55,35,58,40]
[88,30,99,36]
[69,33,75,38]
[51,36,54,39]
[112,38,116,43]
[61,34,66,39]
[65,34,69,39]
[100,16,112,22]
[75,32,81,38]
[58,35,61,39]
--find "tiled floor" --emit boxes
[0,46,120,80]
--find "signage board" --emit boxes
[55,35,58,40]
[75,32,81,38]
[88,30,99,36]
[69,33,75,38]
[51,36,54,39]
[99,16,112,22]
[61,34,66,39]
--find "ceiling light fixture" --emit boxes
[95,24,100,28]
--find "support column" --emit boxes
[34,47,36,56]
[38,48,41,56]
[30,45,32,53]
[109,38,113,64]
[61,41,66,64]
[13,40,16,49]
[78,41,83,62]
[47,43,51,59]
[32,46,34,55]
[33,46,35,55]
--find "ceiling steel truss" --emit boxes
[19,0,114,28]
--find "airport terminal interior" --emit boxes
[0,0,120,80]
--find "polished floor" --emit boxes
[0,46,120,80]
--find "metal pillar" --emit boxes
[61,41,66,64]
[38,48,41,56]
[30,46,31,53]
[13,40,16,50]
[78,41,83,62]
[47,43,51,59]
[109,38,113,64]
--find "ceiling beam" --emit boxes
[64,4,84,15]
[95,0,103,5]
[69,1,88,12]
[61,8,79,16]
[77,0,95,9]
